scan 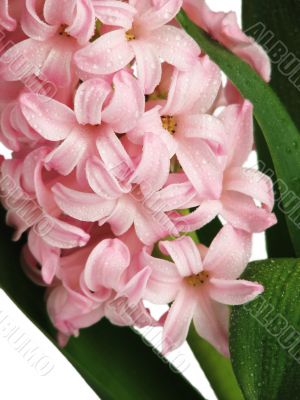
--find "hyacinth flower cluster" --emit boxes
[0,0,276,356]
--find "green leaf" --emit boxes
[188,326,244,400]
[230,258,300,399]
[177,10,300,257]
[242,1,300,257]
[0,207,204,400]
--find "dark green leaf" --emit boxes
[242,1,300,257]
[177,10,300,256]
[0,207,204,400]
[230,258,300,400]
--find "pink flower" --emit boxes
[0,146,90,248]
[183,0,271,81]
[141,225,264,355]
[51,133,199,245]
[47,233,156,345]
[129,57,225,200]
[174,100,277,233]
[20,70,144,180]
[75,0,200,93]
[0,0,95,87]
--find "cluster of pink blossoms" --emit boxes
[0,0,275,356]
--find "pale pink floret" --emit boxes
[174,100,277,233]
[129,57,225,200]
[51,133,199,245]
[20,70,144,181]
[141,225,264,356]
[75,0,200,93]
[47,234,156,344]
[0,0,96,87]
[0,147,90,249]
[183,0,271,81]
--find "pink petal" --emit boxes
[28,229,60,284]
[162,59,220,115]
[134,201,176,245]
[130,40,161,95]
[158,181,197,211]
[96,126,134,180]
[102,70,145,132]
[203,224,252,279]
[219,100,254,168]
[41,216,90,249]
[136,0,182,31]
[45,128,88,175]
[178,114,226,154]
[130,133,170,194]
[118,266,152,306]
[105,298,157,328]
[100,196,135,236]
[86,157,129,200]
[221,191,277,233]
[127,106,177,156]
[162,286,197,354]
[140,248,181,304]
[176,138,223,199]
[0,0,17,31]
[74,78,112,125]
[43,0,75,25]
[74,29,134,75]
[0,38,51,81]
[34,166,59,216]
[39,36,79,88]
[65,0,96,44]
[52,183,116,222]
[208,278,264,305]
[224,167,274,212]
[150,25,200,71]
[191,55,222,113]
[84,238,130,291]
[21,0,58,40]
[20,93,76,140]
[160,236,202,277]
[93,0,136,29]
[171,200,221,232]
[193,294,230,357]
[22,146,48,193]
[183,0,271,81]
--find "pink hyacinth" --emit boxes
[141,225,263,355]
[75,0,200,93]
[183,0,271,81]
[0,0,274,356]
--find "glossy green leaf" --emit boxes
[177,10,300,257]
[0,207,204,400]
[242,1,300,257]
[230,258,300,399]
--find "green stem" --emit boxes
[188,326,244,400]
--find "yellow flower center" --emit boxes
[125,29,135,41]
[161,115,177,135]
[186,271,209,287]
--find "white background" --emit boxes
[0,1,266,399]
